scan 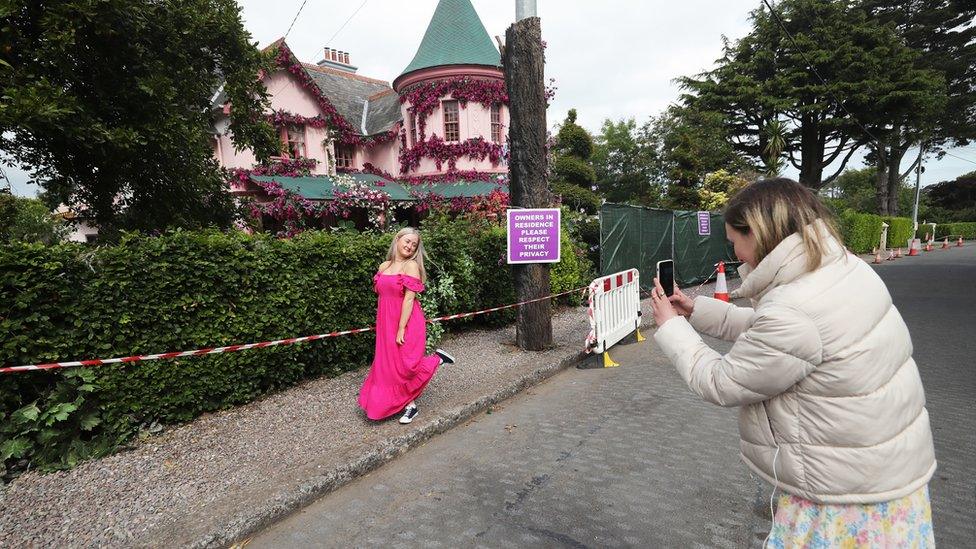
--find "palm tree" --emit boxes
[763,119,787,176]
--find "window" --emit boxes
[490,103,503,144]
[336,144,354,169]
[409,114,417,146]
[284,125,306,158]
[443,100,459,142]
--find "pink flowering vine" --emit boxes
[273,44,398,148]
[399,135,505,173]
[400,76,508,139]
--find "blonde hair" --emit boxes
[724,178,843,272]
[386,227,428,283]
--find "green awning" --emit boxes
[250,175,507,201]
[251,174,412,201]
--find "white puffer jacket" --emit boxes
[654,226,936,504]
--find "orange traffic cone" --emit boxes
[896,247,903,258]
[942,237,949,250]
[925,240,933,252]
[873,250,882,264]
[714,261,730,302]
[958,236,965,248]
[908,239,918,256]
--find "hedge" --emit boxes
[883,217,914,250]
[838,210,883,253]
[1,217,593,476]
[935,222,976,239]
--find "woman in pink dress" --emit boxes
[359,227,455,424]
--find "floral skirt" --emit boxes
[768,485,935,548]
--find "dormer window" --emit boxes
[443,100,459,142]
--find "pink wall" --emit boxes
[213,64,510,181]
[400,96,508,177]
[215,69,334,175]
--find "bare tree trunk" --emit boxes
[503,16,552,351]
[798,115,825,189]
[875,145,890,216]
[886,148,906,216]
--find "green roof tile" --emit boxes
[399,0,501,79]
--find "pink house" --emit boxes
[213,0,510,226]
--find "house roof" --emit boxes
[302,64,400,136]
[399,0,501,80]
[364,90,402,136]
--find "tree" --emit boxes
[0,0,279,238]
[924,171,976,222]
[551,109,601,213]
[858,0,976,216]
[645,105,749,209]
[681,0,945,196]
[0,191,68,244]
[591,118,662,204]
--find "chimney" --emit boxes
[316,46,359,73]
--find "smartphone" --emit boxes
[656,259,675,297]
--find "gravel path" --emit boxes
[0,279,732,548]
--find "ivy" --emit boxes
[400,76,508,139]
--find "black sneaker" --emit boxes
[435,348,455,365]
[399,405,419,424]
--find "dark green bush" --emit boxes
[553,156,597,187]
[552,180,601,214]
[935,222,976,239]
[883,217,914,250]
[838,210,883,253]
[1,219,593,475]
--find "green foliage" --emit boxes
[924,172,976,222]
[935,222,976,239]
[0,0,278,237]
[556,109,594,160]
[1,221,594,474]
[681,0,946,189]
[553,156,596,187]
[0,192,68,244]
[883,217,914,249]
[552,180,601,215]
[591,118,662,204]
[838,210,883,253]
[698,170,748,210]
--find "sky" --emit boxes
[4,0,975,196]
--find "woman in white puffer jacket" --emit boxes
[649,179,936,547]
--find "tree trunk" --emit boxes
[884,146,907,216]
[875,145,890,216]
[798,115,825,188]
[503,17,552,351]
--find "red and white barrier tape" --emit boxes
[1,286,589,374]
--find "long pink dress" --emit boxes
[358,273,442,420]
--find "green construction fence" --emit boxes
[600,203,736,290]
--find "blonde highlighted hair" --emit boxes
[386,227,428,283]
[724,178,843,272]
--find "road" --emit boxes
[250,244,976,548]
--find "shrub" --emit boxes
[553,155,597,187]
[883,217,914,249]
[552,180,601,214]
[935,222,976,239]
[838,210,883,253]
[1,219,593,475]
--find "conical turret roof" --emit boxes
[398,0,501,81]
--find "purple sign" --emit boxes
[507,208,561,264]
[697,211,711,236]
